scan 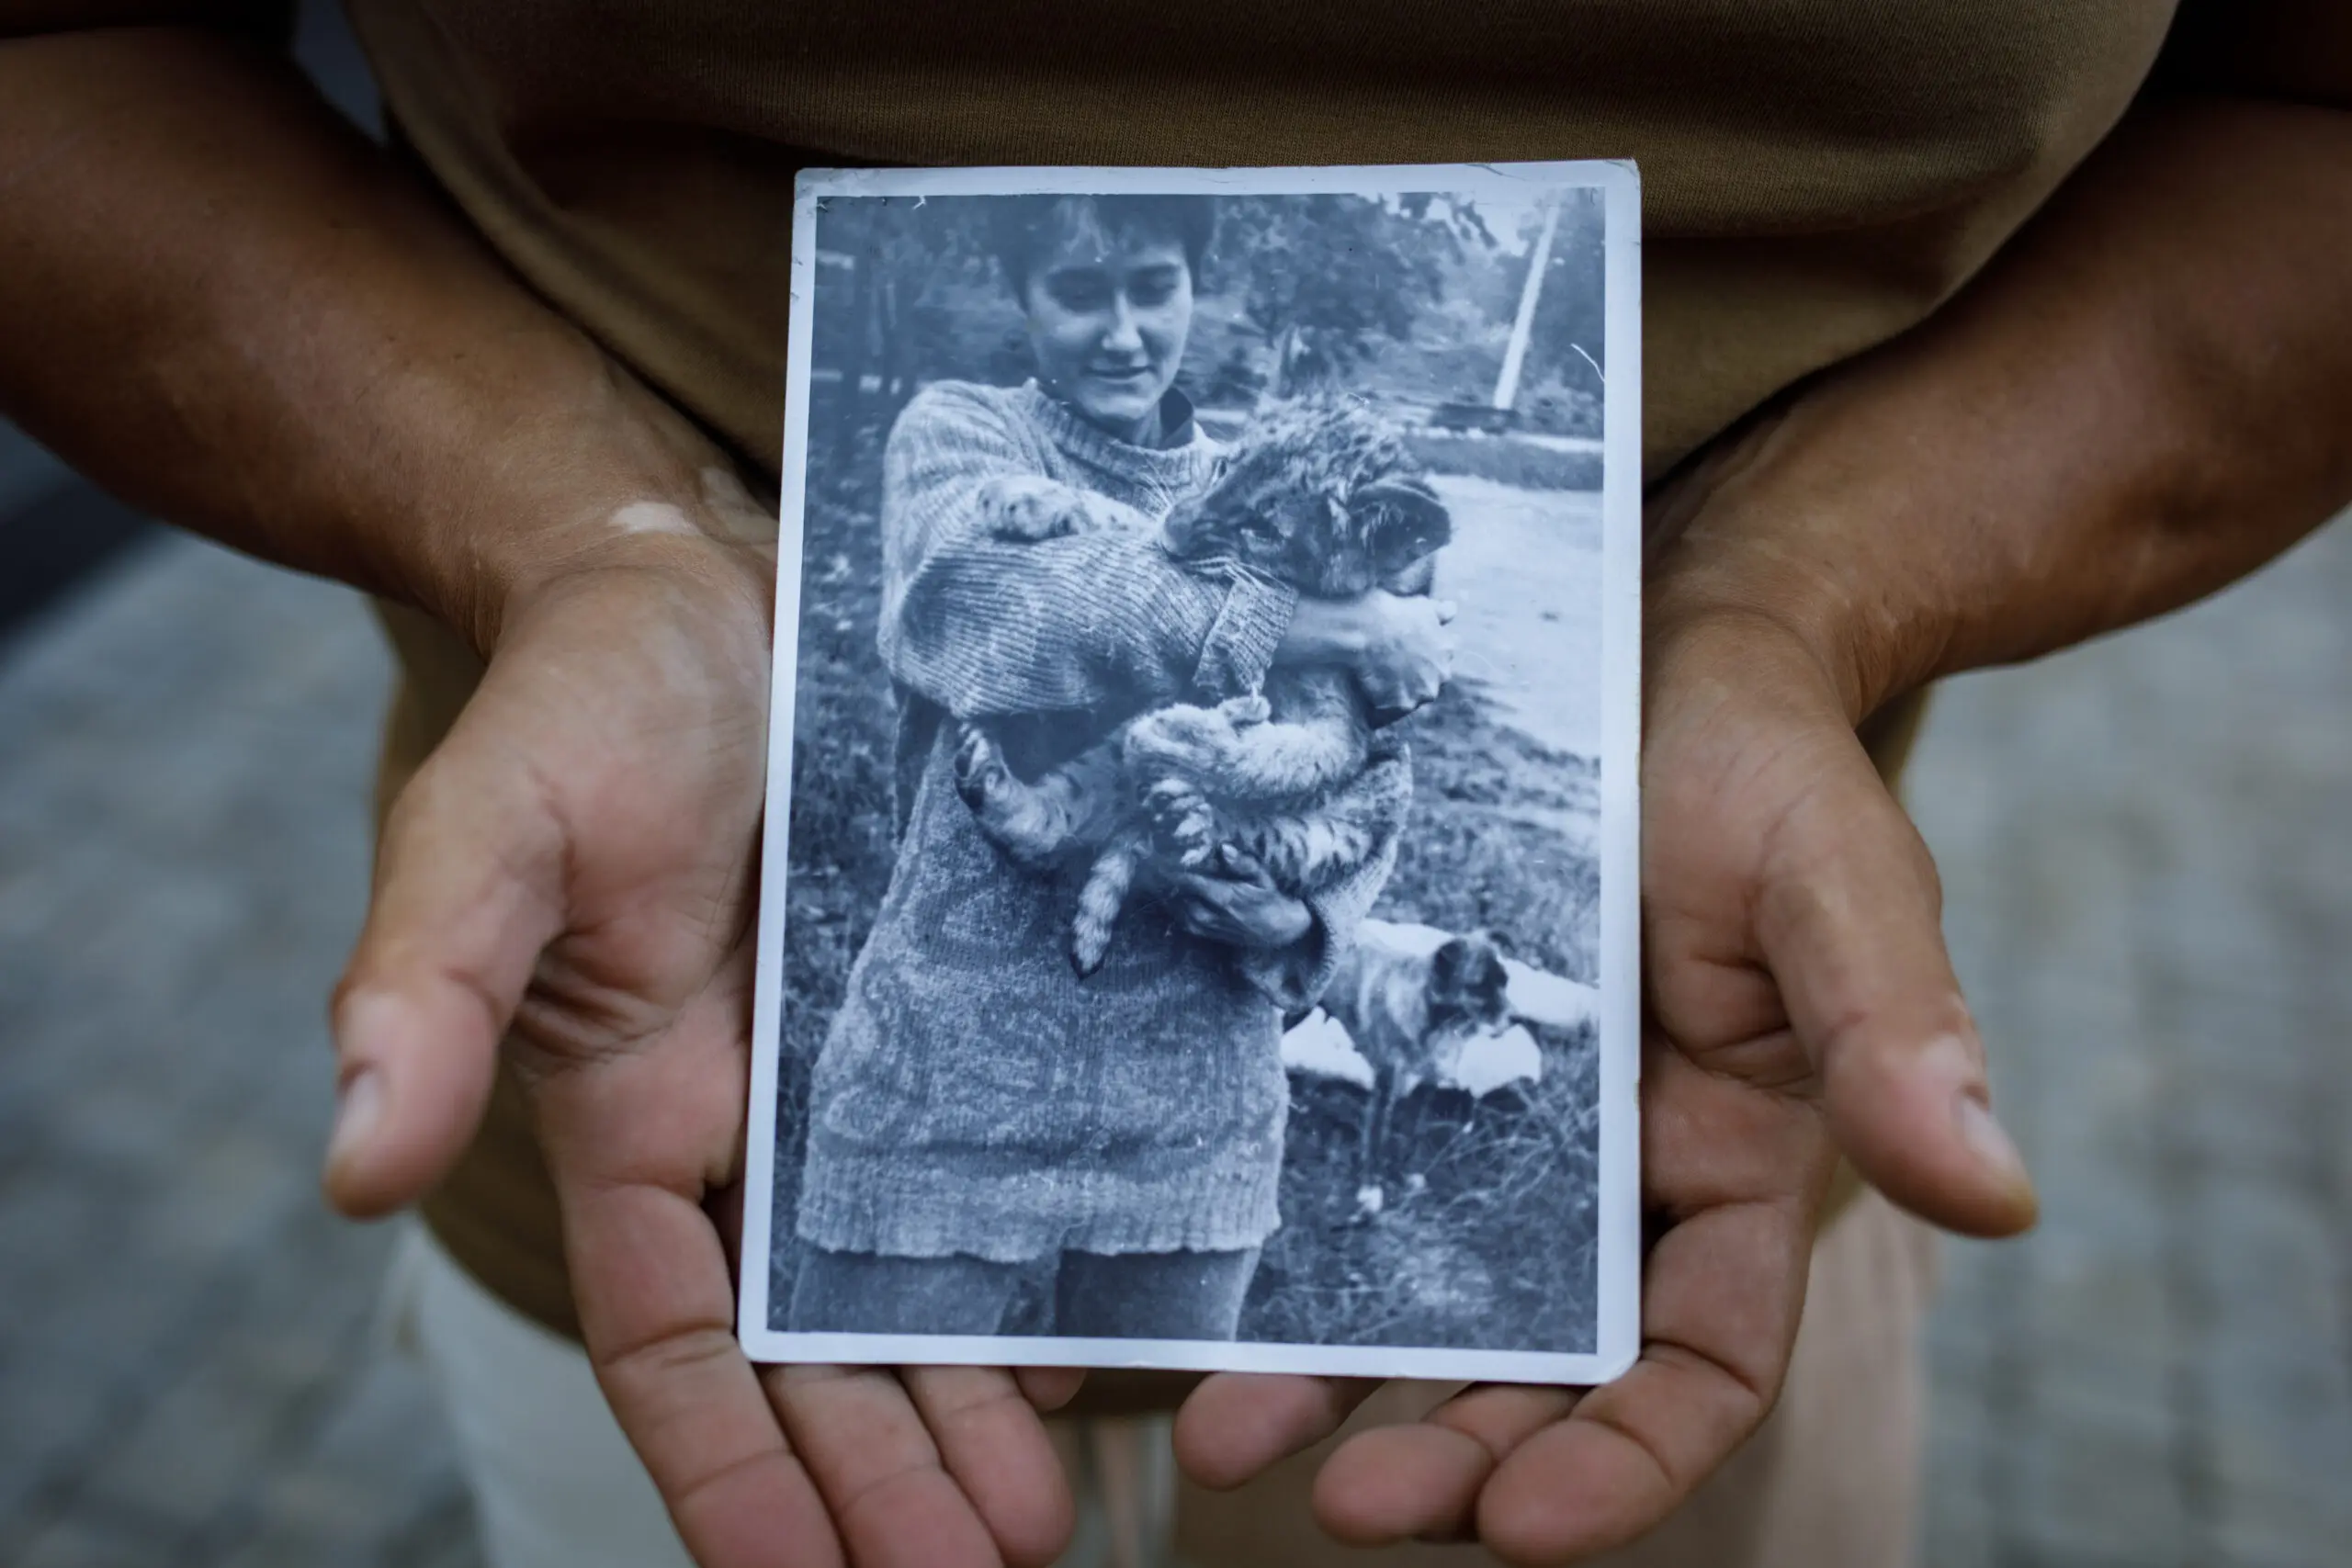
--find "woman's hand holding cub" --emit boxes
[1168,850,1317,951]
[1280,590,1458,716]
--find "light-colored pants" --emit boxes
[385,1192,1934,1568]
[382,1224,699,1568]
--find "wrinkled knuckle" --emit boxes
[664,1446,782,1522]
[835,1460,952,1543]
[929,1379,1036,1438]
[594,1319,741,1390]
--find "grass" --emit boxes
[1241,681,1602,1354]
[1244,1031,1599,1352]
[1379,679,1602,982]
[771,403,1603,1351]
[766,417,901,1306]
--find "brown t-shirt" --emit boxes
[343,0,2195,1348]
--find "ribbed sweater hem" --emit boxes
[797,1134,1285,1262]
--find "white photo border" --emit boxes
[739,159,1643,1389]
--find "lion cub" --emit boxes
[954,399,1452,976]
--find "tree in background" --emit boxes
[1513,189,1608,436]
[812,197,1000,458]
[1213,194,1493,398]
[808,191,1600,444]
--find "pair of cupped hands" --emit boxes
[320,398,2038,1568]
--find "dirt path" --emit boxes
[1426,475,1605,761]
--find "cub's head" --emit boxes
[1159,399,1452,598]
[1426,931,1513,1037]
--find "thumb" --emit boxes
[324,716,568,1219]
[1754,726,2040,1238]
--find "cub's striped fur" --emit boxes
[954,399,1450,976]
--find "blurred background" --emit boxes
[2,5,2346,1566]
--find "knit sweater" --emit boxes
[797,380,1396,1262]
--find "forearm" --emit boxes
[1652,96,2352,716]
[0,28,751,653]
[887,536,1294,716]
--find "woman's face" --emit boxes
[1021,221,1194,442]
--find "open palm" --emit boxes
[1167,605,2039,1562]
[322,549,1078,1568]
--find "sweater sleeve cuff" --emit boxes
[1239,890,1349,1015]
[1193,574,1298,698]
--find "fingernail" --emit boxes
[1917,1032,2032,1195]
[326,1068,383,1177]
[1953,1092,2030,1191]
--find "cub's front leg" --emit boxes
[1126,696,1272,865]
[1123,703,1242,867]
[1142,774,1226,868]
[1122,702,1243,777]
[1131,677,1368,806]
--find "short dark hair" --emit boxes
[987,195,1217,299]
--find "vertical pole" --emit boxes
[1492,196,1562,413]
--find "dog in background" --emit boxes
[1317,925,1514,1208]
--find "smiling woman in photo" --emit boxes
[784,194,1456,1340]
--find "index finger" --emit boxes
[537,986,1034,1568]
[1173,1372,1382,1490]
[768,1361,1065,1568]
[570,1179,844,1568]
[1161,879,1218,920]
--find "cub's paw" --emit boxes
[1144,778,1219,863]
[977,474,1094,541]
[1172,817,1224,869]
[953,724,1011,813]
[1218,694,1272,728]
[1143,775,1203,824]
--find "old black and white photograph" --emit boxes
[741,162,1640,1384]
